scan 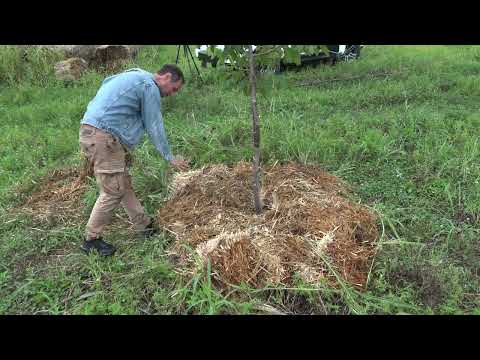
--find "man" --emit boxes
[79,64,189,256]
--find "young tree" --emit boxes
[200,45,329,214]
[248,45,262,213]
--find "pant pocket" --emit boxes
[87,133,126,174]
[97,173,126,197]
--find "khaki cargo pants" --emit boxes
[79,124,151,240]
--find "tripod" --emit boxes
[175,45,202,80]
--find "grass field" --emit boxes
[1,45,479,314]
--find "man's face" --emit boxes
[157,73,183,97]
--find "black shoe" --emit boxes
[143,221,159,238]
[81,238,116,257]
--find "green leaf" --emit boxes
[201,44,327,69]
[319,45,330,55]
[284,47,301,65]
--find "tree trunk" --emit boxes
[249,45,263,214]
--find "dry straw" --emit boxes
[18,168,89,226]
[17,160,379,291]
[158,161,379,290]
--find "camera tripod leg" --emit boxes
[183,46,193,75]
[175,45,202,81]
[175,45,181,65]
[186,45,202,80]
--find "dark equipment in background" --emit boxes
[175,45,202,80]
[196,45,363,72]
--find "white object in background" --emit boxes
[195,45,224,57]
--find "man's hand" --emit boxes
[170,156,189,172]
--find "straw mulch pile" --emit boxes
[157,161,379,290]
[17,168,89,226]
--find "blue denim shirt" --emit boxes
[81,68,173,162]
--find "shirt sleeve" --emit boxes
[140,82,174,162]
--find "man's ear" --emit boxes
[164,72,172,82]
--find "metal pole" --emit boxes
[175,45,181,64]
[186,45,202,78]
[184,45,193,75]
[175,45,202,82]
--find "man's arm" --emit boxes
[140,83,174,162]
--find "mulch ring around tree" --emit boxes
[15,167,90,227]
[158,161,380,291]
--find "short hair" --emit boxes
[157,64,185,84]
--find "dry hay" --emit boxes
[157,161,379,290]
[17,167,89,226]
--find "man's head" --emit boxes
[154,64,185,97]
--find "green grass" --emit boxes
[1,45,479,314]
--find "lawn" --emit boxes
[0,45,479,314]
